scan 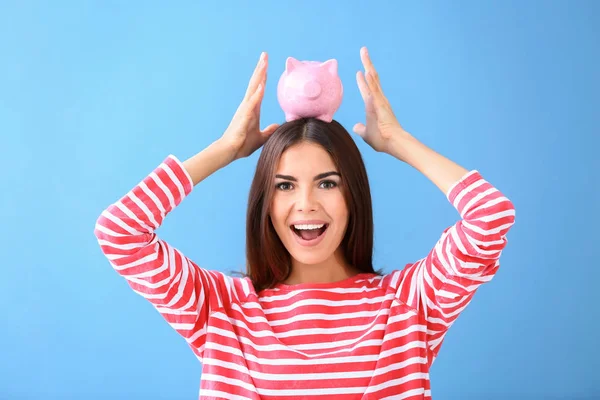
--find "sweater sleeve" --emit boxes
[93,154,234,358]
[392,170,516,364]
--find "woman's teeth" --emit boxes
[293,223,325,230]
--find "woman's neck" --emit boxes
[284,248,360,285]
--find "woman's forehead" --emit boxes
[276,142,336,172]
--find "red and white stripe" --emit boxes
[95,155,515,399]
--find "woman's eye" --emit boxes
[276,182,293,191]
[320,180,338,189]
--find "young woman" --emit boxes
[95,47,516,399]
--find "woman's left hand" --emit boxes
[354,47,410,155]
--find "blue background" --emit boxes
[1,1,598,399]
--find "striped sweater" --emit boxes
[94,154,516,399]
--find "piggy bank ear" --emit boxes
[322,59,338,75]
[285,57,301,73]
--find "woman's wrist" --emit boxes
[386,128,418,163]
[182,139,237,186]
[386,128,469,194]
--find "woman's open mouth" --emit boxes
[290,223,329,247]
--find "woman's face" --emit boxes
[269,141,349,268]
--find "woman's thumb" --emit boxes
[261,123,279,136]
[353,123,367,138]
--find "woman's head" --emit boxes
[246,118,375,291]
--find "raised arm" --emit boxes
[94,51,279,358]
[388,137,515,362]
[354,46,516,363]
[94,145,234,356]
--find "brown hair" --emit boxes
[245,117,377,292]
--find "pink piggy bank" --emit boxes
[277,57,343,123]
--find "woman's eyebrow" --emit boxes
[275,171,341,182]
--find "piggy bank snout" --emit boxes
[302,81,322,99]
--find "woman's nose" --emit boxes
[295,188,318,212]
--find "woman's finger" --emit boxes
[247,83,265,113]
[365,71,382,98]
[361,47,384,96]
[367,70,390,106]
[366,71,393,118]
[253,70,268,114]
[245,52,267,100]
[356,71,371,102]
[360,47,377,77]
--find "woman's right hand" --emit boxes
[220,52,279,163]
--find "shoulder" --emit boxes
[377,268,411,292]
[201,269,257,304]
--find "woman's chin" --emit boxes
[289,251,330,266]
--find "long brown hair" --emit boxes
[245,117,377,292]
